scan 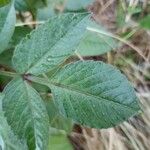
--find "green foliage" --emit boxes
[0,49,13,67]
[15,0,47,11]
[139,15,150,29]
[3,77,49,150]
[44,96,73,133]
[0,0,10,7]
[37,5,54,21]
[48,133,73,150]
[45,0,93,12]
[116,1,126,28]
[0,93,27,150]
[12,13,91,75]
[0,93,4,110]
[0,1,16,54]
[47,0,64,7]
[127,6,141,15]
[66,0,94,11]
[0,2,141,149]
[0,26,31,67]
[50,61,140,128]
[77,22,118,56]
[9,26,32,48]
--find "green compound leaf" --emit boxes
[50,61,140,129]
[3,77,49,150]
[0,1,16,54]
[13,13,91,75]
[0,93,27,150]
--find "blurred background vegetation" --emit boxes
[0,0,150,149]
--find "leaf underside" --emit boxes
[3,78,49,150]
[50,61,140,128]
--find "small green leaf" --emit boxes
[3,77,49,150]
[77,22,118,56]
[50,61,140,129]
[0,1,16,54]
[139,15,150,29]
[0,93,27,150]
[13,13,91,75]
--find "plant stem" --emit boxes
[0,70,49,87]
[27,75,49,86]
[0,70,55,89]
[0,70,17,78]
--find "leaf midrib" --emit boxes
[50,81,138,111]
[24,81,36,147]
[26,14,88,74]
